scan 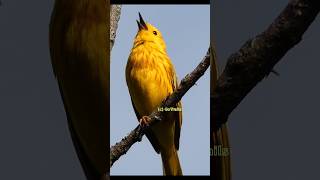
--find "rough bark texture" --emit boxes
[106,3,116,180]
[110,49,211,167]
[212,0,320,130]
[110,5,121,51]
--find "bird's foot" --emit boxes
[139,116,151,127]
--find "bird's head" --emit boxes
[133,13,167,52]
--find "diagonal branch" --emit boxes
[212,0,320,130]
[110,48,211,167]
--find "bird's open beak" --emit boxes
[136,12,148,31]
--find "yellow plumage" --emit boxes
[126,13,183,176]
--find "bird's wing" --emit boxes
[174,101,182,150]
[130,97,161,154]
[49,3,108,179]
[57,83,104,180]
[172,70,182,150]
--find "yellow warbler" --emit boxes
[49,1,108,179]
[126,13,183,176]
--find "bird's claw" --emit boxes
[139,116,151,128]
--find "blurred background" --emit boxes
[212,1,320,179]
[0,1,87,179]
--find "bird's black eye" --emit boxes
[153,31,157,35]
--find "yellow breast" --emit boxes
[126,44,175,116]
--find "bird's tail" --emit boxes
[210,42,231,179]
[101,173,109,180]
[212,124,231,180]
[161,148,182,176]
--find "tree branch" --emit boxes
[110,5,121,51]
[107,4,121,179]
[110,48,211,167]
[212,0,320,130]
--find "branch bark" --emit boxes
[212,0,320,130]
[110,49,211,167]
[107,4,121,179]
[110,5,121,51]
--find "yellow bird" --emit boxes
[126,13,183,176]
[49,1,108,180]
